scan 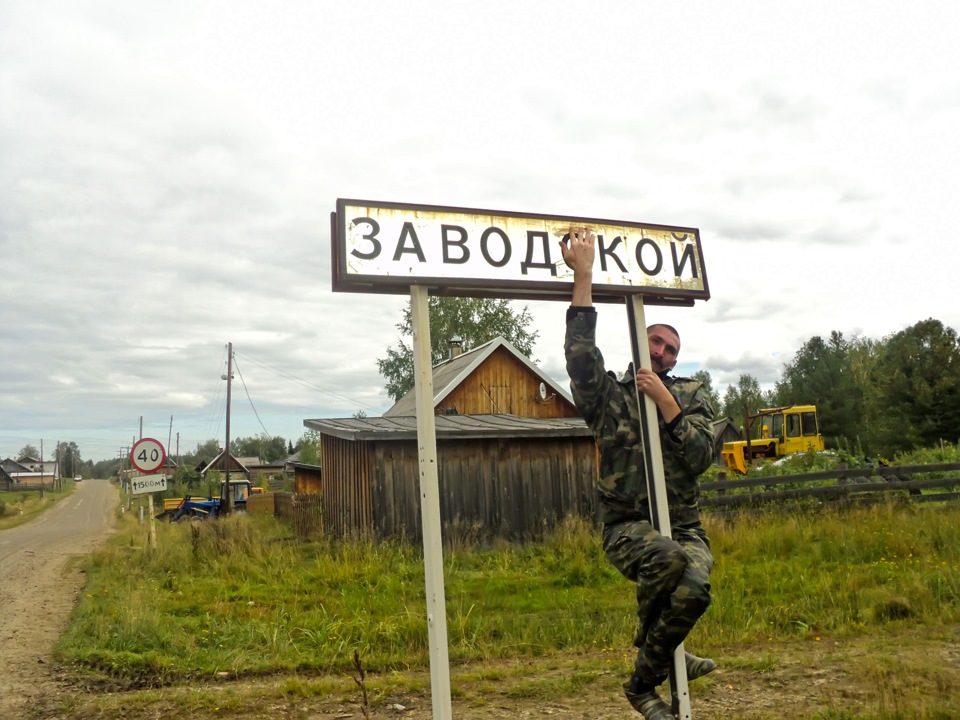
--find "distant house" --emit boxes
[1,457,59,487]
[14,456,44,472]
[303,337,599,541]
[711,417,742,465]
[286,459,322,495]
[199,451,253,481]
[242,457,289,485]
[1,458,30,476]
[0,466,14,491]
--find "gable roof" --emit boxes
[711,417,742,442]
[1,458,31,473]
[383,336,573,417]
[199,451,250,476]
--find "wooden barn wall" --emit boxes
[320,435,374,538]
[370,436,598,541]
[437,349,579,419]
[294,466,323,495]
[371,442,423,540]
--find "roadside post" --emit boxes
[129,438,168,551]
[331,199,709,719]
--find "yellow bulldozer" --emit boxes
[720,404,826,474]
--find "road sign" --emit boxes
[331,199,709,305]
[131,473,167,495]
[130,437,166,474]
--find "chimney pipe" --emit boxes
[449,337,463,359]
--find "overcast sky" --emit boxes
[3,1,958,463]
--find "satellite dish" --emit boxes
[538,382,548,401]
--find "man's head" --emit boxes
[647,324,680,374]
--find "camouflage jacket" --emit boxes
[564,308,716,528]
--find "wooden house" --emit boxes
[199,452,253,481]
[286,460,323,495]
[2,458,30,475]
[303,337,599,541]
[383,337,582,420]
[711,417,743,465]
[0,467,14,492]
[2,456,59,487]
[242,457,289,485]
[13,456,44,472]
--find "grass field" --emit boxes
[58,500,960,699]
[0,480,75,531]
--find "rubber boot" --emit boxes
[684,651,717,681]
[623,676,675,719]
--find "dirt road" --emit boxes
[0,480,118,719]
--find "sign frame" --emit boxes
[331,199,709,305]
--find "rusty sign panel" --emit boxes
[331,199,709,304]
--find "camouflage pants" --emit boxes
[602,520,713,685]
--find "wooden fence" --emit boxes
[246,492,323,539]
[246,463,960,540]
[1,482,50,493]
[700,462,960,511]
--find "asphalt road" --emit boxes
[0,479,119,718]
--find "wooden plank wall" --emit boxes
[439,350,580,419]
[294,466,323,495]
[368,436,598,541]
[245,492,275,516]
[320,434,374,538]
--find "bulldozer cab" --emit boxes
[722,404,825,474]
[761,405,823,456]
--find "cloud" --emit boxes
[3,2,960,461]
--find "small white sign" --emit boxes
[131,474,167,495]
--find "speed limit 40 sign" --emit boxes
[130,437,167,474]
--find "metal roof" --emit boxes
[304,414,591,442]
[383,336,573,417]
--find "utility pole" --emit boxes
[120,446,131,510]
[40,439,44,499]
[137,424,143,523]
[223,342,234,514]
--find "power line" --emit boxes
[232,356,272,438]
[200,346,229,446]
[234,350,381,411]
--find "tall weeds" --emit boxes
[59,502,960,682]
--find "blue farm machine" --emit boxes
[159,479,263,521]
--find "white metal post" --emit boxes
[148,493,157,550]
[410,285,453,720]
[628,295,692,720]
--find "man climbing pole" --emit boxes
[561,226,717,718]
